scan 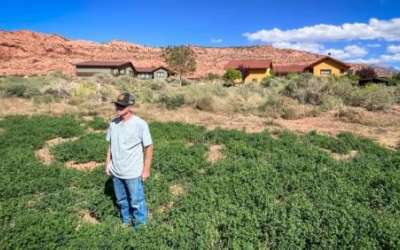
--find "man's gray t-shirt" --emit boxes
[106,115,153,179]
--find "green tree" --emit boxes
[223,69,242,82]
[162,46,197,86]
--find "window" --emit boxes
[320,69,332,76]
[139,73,152,79]
[155,71,167,78]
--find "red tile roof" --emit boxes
[75,61,133,67]
[225,59,272,69]
[273,64,308,73]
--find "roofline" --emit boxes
[306,56,350,69]
[74,61,135,68]
[224,61,273,70]
[135,66,174,73]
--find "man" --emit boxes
[105,92,153,229]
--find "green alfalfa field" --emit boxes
[0,115,399,249]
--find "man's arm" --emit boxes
[141,144,153,181]
[105,145,111,176]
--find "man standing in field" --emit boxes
[105,92,153,229]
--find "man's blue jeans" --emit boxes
[112,176,148,228]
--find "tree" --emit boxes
[356,67,377,80]
[223,69,242,82]
[162,46,196,86]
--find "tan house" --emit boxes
[224,59,272,83]
[135,66,173,80]
[75,61,173,79]
[75,61,135,77]
[273,56,350,77]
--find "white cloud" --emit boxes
[244,18,400,43]
[349,53,400,64]
[210,38,223,43]
[324,45,367,60]
[387,45,400,53]
[346,45,368,57]
[272,42,368,60]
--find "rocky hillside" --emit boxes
[0,30,392,77]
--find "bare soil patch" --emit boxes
[207,144,224,163]
[35,137,79,165]
[157,201,174,214]
[65,161,100,171]
[79,210,100,224]
[323,149,359,161]
[274,109,400,149]
[86,127,106,133]
[169,184,185,197]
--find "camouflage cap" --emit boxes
[113,92,135,107]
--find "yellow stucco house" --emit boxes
[273,56,350,77]
[224,59,272,83]
[306,56,350,77]
[225,56,350,81]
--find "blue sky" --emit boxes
[1,0,400,68]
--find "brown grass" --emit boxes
[207,144,224,163]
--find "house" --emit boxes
[135,66,173,80]
[75,61,135,77]
[306,56,350,77]
[273,57,350,77]
[273,64,309,76]
[224,59,272,83]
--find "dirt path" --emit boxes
[1,98,399,149]
[138,105,400,149]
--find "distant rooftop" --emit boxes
[75,61,132,67]
[273,64,308,73]
[225,59,272,69]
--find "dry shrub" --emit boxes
[196,96,214,111]
[355,85,396,111]
[338,107,398,127]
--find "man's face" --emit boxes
[115,104,131,116]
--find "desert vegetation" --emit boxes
[0,72,400,248]
[1,72,399,116]
[0,114,399,248]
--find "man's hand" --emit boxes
[105,165,111,176]
[142,145,153,181]
[105,145,112,176]
[141,168,150,181]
